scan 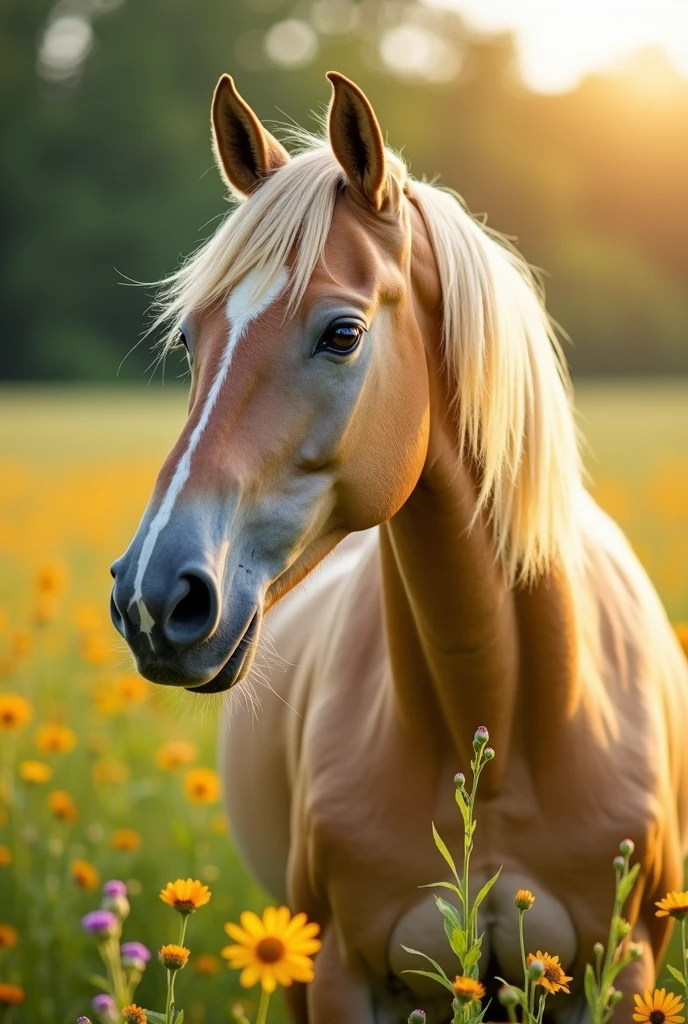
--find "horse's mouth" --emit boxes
[184,609,261,694]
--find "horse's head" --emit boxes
[111,73,438,692]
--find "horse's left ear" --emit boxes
[326,72,388,211]
[211,74,290,196]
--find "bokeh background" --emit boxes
[0,1,687,1022]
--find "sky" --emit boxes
[427,0,688,92]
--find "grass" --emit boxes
[0,381,686,1023]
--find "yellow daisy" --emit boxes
[0,693,33,731]
[452,976,486,1003]
[160,878,211,915]
[527,951,572,994]
[222,907,322,993]
[655,891,688,920]
[515,889,535,911]
[35,723,76,755]
[634,990,685,1024]
[184,766,221,804]
[18,759,52,784]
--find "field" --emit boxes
[0,383,686,1023]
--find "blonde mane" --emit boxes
[156,134,584,589]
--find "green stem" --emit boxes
[255,988,271,1024]
[682,917,688,1009]
[528,978,537,1024]
[597,867,624,1024]
[165,969,173,1024]
[519,910,529,1011]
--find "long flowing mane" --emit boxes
[155,135,584,589]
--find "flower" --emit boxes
[160,878,211,915]
[36,722,76,755]
[452,976,486,1003]
[77,1017,93,1023]
[0,984,25,1005]
[36,560,68,594]
[194,953,221,975]
[10,629,32,658]
[0,923,18,949]
[158,944,190,971]
[82,910,119,939]
[515,889,536,911]
[527,951,573,994]
[633,990,685,1024]
[91,993,117,1021]
[222,906,322,993]
[655,891,688,920]
[101,879,130,918]
[48,789,78,823]
[103,880,127,898]
[114,674,149,704]
[0,692,33,730]
[18,759,53,784]
[408,1013,427,1024]
[111,829,142,852]
[121,942,152,971]
[0,846,11,866]
[184,766,221,803]
[71,859,100,891]
[122,1005,147,1024]
[155,740,197,770]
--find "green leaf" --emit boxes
[667,964,687,987]
[435,896,463,931]
[617,863,641,905]
[584,963,598,1011]
[143,1011,168,1024]
[455,787,470,828]
[448,926,467,959]
[87,974,111,991]
[403,968,456,995]
[432,823,460,886]
[419,880,463,898]
[174,1012,184,1024]
[462,936,483,971]
[468,867,501,933]
[401,945,453,990]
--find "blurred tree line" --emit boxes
[1,0,686,381]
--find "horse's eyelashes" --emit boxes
[315,319,365,357]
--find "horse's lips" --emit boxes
[185,610,260,694]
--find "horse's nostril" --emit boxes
[163,571,218,648]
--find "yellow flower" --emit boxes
[36,560,68,595]
[194,953,221,975]
[70,858,100,890]
[0,693,34,730]
[452,976,486,1003]
[123,1005,147,1024]
[634,990,685,1024]
[222,907,322,993]
[48,790,78,823]
[0,983,24,1005]
[527,952,572,994]
[10,629,32,658]
[114,673,149,704]
[160,878,211,915]
[0,846,11,867]
[184,767,221,804]
[155,740,198,771]
[656,891,688,920]
[0,924,18,949]
[18,760,53,784]
[36,723,76,755]
[111,828,142,852]
[158,944,190,971]
[515,889,535,911]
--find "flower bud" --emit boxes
[628,942,643,961]
[619,839,634,857]
[454,773,466,790]
[514,889,535,911]
[612,855,625,871]
[593,942,604,958]
[408,1012,427,1024]
[616,918,631,938]
[121,942,152,972]
[483,747,495,761]
[473,726,489,751]
[91,994,117,1023]
[76,1018,92,1024]
[498,986,520,1007]
[609,990,624,1007]
[528,959,545,982]
[82,910,119,940]
[158,944,190,971]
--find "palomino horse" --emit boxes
[111,73,688,1023]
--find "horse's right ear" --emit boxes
[211,75,290,197]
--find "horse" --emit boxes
[110,72,688,1023]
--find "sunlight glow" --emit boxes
[425,0,688,92]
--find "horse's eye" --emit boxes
[315,320,365,356]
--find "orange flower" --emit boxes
[10,629,32,658]
[159,945,190,971]
[184,767,221,804]
[18,760,52,784]
[515,889,535,911]
[194,953,221,975]
[453,976,486,1003]
[160,878,211,915]
[656,891,688,920]
[155,740,197,771]
[634,990,685,1024]
[70,859,100,890]
[0,924,18,949]
[0,693,33,730]
[0,983,24,1005]
[527,952,572,994]
[222,907,321,993]
[0,846,11,867]
[123,1005,147,1024]
[114,674,149,704]
[48,790,78,823]
[36,723,76,755]
[36,560,68,595]
[111,829,142,852]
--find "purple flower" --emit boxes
[81,910,118,938]
[102,879,127,898]
[91,994,117,1021]
[121,941,152,970]
[76,1018,93,1024]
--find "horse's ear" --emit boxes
[211,74,290,196]
[326,72,387,211]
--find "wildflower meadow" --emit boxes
[0,382,686,1023]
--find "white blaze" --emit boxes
[129,265,289,646]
